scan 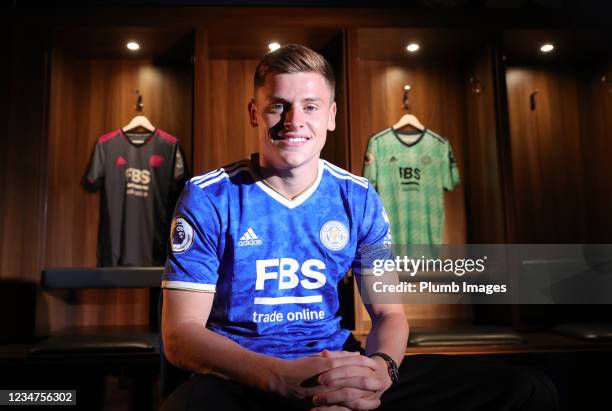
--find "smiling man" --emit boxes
[160,44,557,411]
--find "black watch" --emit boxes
[368,352,399,385]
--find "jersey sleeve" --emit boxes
[173,147,187,183]
[443,141,461,191]
[162,181,222,292]
[82,141,105,192]
[362,137,377,188]
[352,184,394,275]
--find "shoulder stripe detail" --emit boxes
[322,161,369,185]
[98,130,120,143]
[323,163,369,189]
[197,165,251,189]
[157,129,178,143]
[161,280,216,292]
[323,160,368,183]
[370,127,393,141]
[190,161,248,185]
[426,130,448,144]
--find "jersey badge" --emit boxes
[320,220,349,251]
[115,156,127,166]
[171,216,194,253]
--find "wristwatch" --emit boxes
[368,352,400,385]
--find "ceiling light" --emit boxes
[540,43,554,53]
[268,42,281,52]
[126,42,140,51]
[406,43,420,53]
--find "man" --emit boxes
[161,44,557,411]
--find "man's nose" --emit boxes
[283,106,304,128]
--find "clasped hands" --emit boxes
[277,349,393,411]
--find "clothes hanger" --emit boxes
[122,91,155,133]
[392,114,425,132]
[392,85,425,132]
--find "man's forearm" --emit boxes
[164,321,281,392]
[365,310,409,366]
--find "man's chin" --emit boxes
[265,154,318,172]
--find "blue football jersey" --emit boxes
[162,155,392,359]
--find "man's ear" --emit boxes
[327,101,337,132]
[248,99,258,127]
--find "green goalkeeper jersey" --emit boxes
[363,128,460,245]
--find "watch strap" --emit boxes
[368,352,400,385]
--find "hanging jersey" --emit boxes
[363,128,460,245]
[84,129,187,267]
[162,155,392,359]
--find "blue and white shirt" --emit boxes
[162,155,392,359]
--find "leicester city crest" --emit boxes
[320,220,349,251]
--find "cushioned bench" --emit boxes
[408,326,524,346]
[553,323,612,341]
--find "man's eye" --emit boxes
[304,105,318,112]
[270,104,284,112]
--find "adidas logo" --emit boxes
[237,227,263,247]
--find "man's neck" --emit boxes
[253,155,320,200]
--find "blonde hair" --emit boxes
[253,44,335,100]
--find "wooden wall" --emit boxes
[463,45,507,244]
[203,59,260,170]
[1,27,49,284]
[199,32,348,173]
[41,50,193,333]
[506,65,588,243]
[579,62,612,243]
[1,26,50,341]
[349,58,467,243]
[4,11,610,336]
[348,29,485,330]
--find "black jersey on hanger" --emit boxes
[84,128,187,267]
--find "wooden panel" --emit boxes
[320,33,349,170]
[31,6,576,33]
[193,28,209,174]
[208,27,342,60]
[348,29,471,330]
[0,26,49,284]
[350,59,467,244]
[506,66,587,243]
[203,58,260,171]
[352,280,472,333]
[357,28,482,61]
[196,28,348,172]
[578,62,612,242]
[43,53,193,332]
[463,45,507,243]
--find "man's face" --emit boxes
[248,72,336,172]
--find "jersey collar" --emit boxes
[249,155,324,209]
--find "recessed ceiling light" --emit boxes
[126,42,140,51]
[540,43,554,53]
[406,43,420,53]
[268,42,281,52]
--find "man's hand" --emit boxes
[309,350,392,411]
[272,350,364,401]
